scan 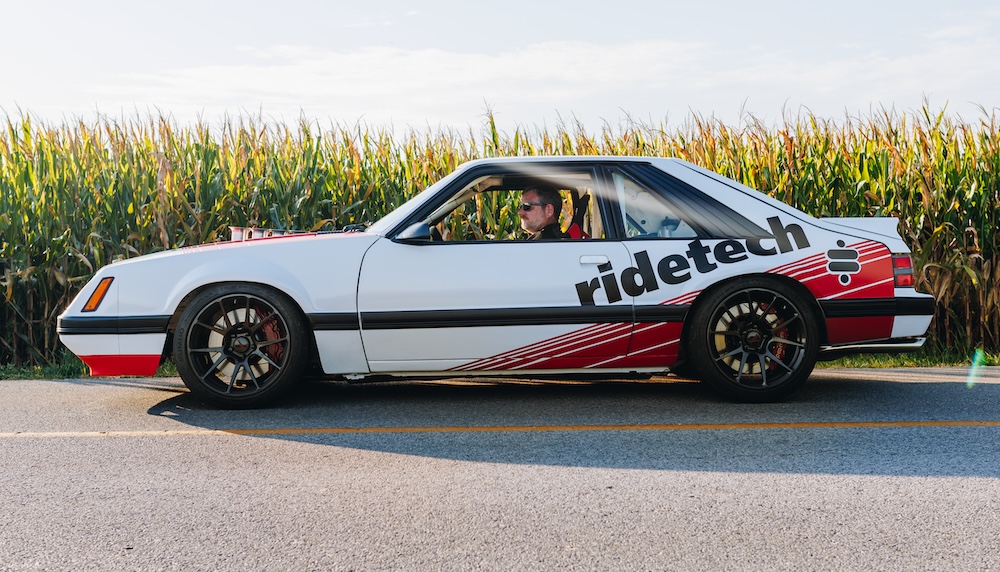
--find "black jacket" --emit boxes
[531,223,567,240]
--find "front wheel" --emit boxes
[687,278,819,402]
[173,283,308,408]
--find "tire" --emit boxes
[173,283,308,408]
[687,278,819,402]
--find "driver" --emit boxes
[518,184,566,240]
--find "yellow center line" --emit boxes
[2,419,1000,438]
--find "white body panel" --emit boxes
[314,331,370,374]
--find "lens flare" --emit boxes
[966,348,986,388]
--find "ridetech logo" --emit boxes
[575,217,812,305]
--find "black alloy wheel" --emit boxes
[688,278,819,402]
[173,283,308,408]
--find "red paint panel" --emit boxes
[627,322,683,360]
[774,241,894,301]
[81,354,161,377]
[451,323,633,371]
[452,321,683,372]
[824,316,893,345]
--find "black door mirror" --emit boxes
[395,222,433,244]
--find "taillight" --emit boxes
[892,255,914,288]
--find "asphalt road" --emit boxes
[2,367,999,571]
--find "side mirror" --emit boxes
[395,222,433,244]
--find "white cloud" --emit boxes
[84,41,704,129]
[10,22,1000,132]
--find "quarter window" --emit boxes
[613,170,699,239]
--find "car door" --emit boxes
[355,164,635,373]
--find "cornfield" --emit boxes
[1,107,997,367]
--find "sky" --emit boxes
[2,0,998,134]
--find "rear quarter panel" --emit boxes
[644,159,899,346]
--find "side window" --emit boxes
[613,171,699,239]
[437,187,523,241]
[425,170,606,241]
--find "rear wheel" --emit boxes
[173,283,308,408]
[688,278,819,402]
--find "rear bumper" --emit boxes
[817,296,935,319]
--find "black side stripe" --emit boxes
[57,315,171,335]
[359,306,636,330]
[315,306,690,331]
[310,313,362,331]
[895,297,937,316]
[634,305,690,323]
[819,297,936,318]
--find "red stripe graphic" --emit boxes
[770,241,893,300]
[451,295,698,372]
[452,322,632,371]
[450,239,896,372]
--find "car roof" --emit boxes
[457,156,679,168]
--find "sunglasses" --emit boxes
[519,201,546,212]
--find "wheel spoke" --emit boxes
[243,296,253,327]
[226,363,245,393]
[200,354,230,381]
[758,354,769,386]
[762,293,778,317]
[190,346,226,353]
[715,346,745,362]
[195,319,227,335]
[765,349,794,373]
[771,336,806,349]
[243,361,262,390]
[248,312,278,334]
[217,300,234,329]
[711,329,741,337]
[735,350,751,383]
[744,291,755,315]
[772,313,801,332]
[252,349,282,371]
[257,336,289,349]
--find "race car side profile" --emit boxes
[57,156,935,407]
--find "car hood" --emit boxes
[64,231,380,318]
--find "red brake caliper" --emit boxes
[259,311,285,363]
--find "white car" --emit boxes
[58,157,935,407]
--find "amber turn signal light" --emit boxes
[82,277,114,312]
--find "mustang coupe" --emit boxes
[58,157,935,407]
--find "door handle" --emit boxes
[579,255,610,265]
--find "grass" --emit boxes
[820,347,999,368]
[0,352,176,380]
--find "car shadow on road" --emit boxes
[147,369,1000,477]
